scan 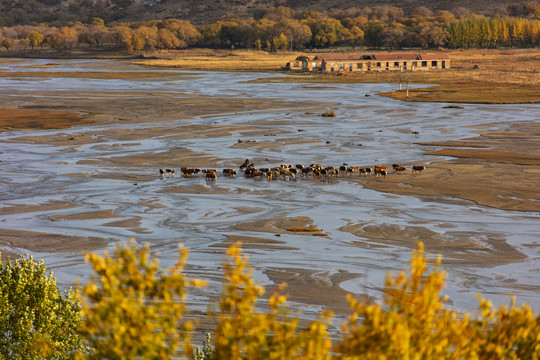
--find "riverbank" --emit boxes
[2,48,538,104]
[137,48,540,104]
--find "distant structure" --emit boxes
[286,53,450,73]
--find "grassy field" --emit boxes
[138,48,540,104]
[137,49,300,71]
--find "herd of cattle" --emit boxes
[159,159,426,182]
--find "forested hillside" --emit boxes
[0,0,539,26]
[1,4,539,54]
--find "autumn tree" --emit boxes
[26,30,44,49]
[380,23,406,48]
[270,33,289,51]
[308,18,345,48]
[156,28,180,49]
[213,243,333,360]
[1,37,14,51]
[279,18,311,50]
[160,19,200,48]
[134,26,157,50]
[248,18,277,49]
[50,27,78,53]
[0,254,84,359]
[78,240,206,359]
[78,24,111,47]
[342,26,364,50]
[113,25,134,52]
[364,20,386,48]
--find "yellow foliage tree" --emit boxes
[474,295,540,359]
[26,31,44,49]
[77,239,206,359]
[69,239,540,360]
[213,242,333,360]
[335,242,465,359]
[334,242,540,360]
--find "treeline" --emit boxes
[448,16,540,47]
[1,5,540,53]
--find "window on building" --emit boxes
[394,62,399,67]
[421,61,427,67]
[358,63,363,69]
[432,61,438,67]
[413,61,418,67]
[377,62,381,67]
[339,63,345,69]
[331,63,335,71]
[312,62,317,68]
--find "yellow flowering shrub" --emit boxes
[69,239,539,359]
[334,242,540,360]
[77,239,206,359]
[474,295,540,359]
[335,242,474,359]
[213,242,333,360]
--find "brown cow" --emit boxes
[181,168,200,177]
[375,168,387,178]
[223,168,237,177]
[206,170,217,181]
[412,165,425,172]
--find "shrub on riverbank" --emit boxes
[1,241,539,359]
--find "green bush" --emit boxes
[0,254,84,359]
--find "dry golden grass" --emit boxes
[378,50,540,103]
[244,48,540,104]
[0,59,26,63]
[286,227,323,232]
[137,49,311,71]
[412,49,540,87]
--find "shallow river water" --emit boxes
[0,59,539,322]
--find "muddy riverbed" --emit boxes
[0,59,539,326]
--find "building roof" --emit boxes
[305,53,450,63]
[313,54,364,61]
[313,53,450,61]
[419,53,450,60]
[373,53,420,60]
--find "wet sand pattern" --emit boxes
[0,59,539,318]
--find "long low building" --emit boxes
[286,53,450,72]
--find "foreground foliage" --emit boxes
[213,244,332,360]
[0,254,83,359]
[2,241,539,359]
[336,243,540,359]
[77,240,206,359]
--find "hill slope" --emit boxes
[124,0,535,25]
[0,0,536,26]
